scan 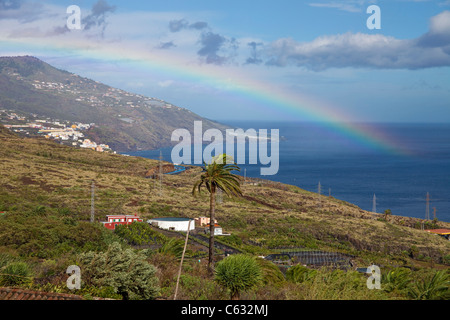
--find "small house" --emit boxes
[102,214,143,230]
[204,223,223,236]
[195,217,218,227]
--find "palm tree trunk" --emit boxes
[208,186,216,275]
[231,291,240,300]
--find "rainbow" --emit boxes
[1,36,412,156]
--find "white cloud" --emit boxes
[265,11,450,70]
[429,10,450,33]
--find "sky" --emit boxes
[0,0,450,123]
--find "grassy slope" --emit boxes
[1,126,449,262]
[0,127,449,299]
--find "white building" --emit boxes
[148,217,195,232]
[204,224,223,236]
[80,139,97,149]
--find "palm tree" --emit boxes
[192,154,242,274]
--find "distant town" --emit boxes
[0,109,115,154]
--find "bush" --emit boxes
[77,242,160,300]
[177,274,226,300]
[0,214,109,258]
[158,238,185,258]
[114,222,166,246]
[408,270,450,300]
[0,262,33,287]
[382,267,413,294]
[256,258,285,286]
[0,252,17,269]
[286,265,317,284]
[296,268,381,300]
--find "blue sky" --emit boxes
[0,0,449,123]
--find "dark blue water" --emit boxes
[126,122,450,222]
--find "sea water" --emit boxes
[127,121,450,223]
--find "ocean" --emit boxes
[126,121,450,223]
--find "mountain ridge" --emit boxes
[0,55,227,152]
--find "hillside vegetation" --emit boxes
[0,127,449,300]
[0,56,226,152]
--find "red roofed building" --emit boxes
[102,214,143,230]
[426,229,450,240]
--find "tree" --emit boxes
[384,209,392,221]
[77,242,160,300]
[214,254,262,300]
[192,154,242,274]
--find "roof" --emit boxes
[106,215,140,218]
[206,224,222,228]
[426,229,450,235]
[150,217,193,222]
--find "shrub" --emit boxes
[214,254,263,300]
[408,270,450,300]
[256,258,285,286]
[382,267,413,294]
[77,242,160,300]
[286,265,317,284]
[0,262,33,287]
[0,253,17,269]
[158,238,185,258]
[114,222,166,246]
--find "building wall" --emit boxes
[149,219,195,232]
[103,216,143,230]
[195,217,218,226]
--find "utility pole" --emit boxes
[372,194,377,213]
[426,192,430,221]
[90,181,95,223]
[174,219,192,300]
[159,151,163,197]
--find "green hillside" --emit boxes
[0,56,226,152]
[0,127,448,300]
